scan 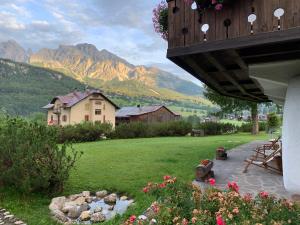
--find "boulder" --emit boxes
[82,191,90,198]
[120,196,128,201]
[90,212,106,223]
[96,190,108,198]
[73,196,86,205]
[52,209,69,222]
[86,197,93,203]
[104,194,117,204]
[49,197,66,211]
[93,206,103,213]
[62,201,76,213]
[69,194,82,201]
[67,206,81,219]
[79,211,91,221]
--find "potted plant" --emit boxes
[195,159,214,181]
[216,146,228,160]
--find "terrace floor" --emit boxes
[195,141,291,199]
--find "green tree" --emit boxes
[204,86,259,135]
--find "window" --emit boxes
[95,109,102,115]
[103,115,106,122]
[85,115,89,121]
[62,115,67,122]
[51,115,54,121]
[103,103,106,110]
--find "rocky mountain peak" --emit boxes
[0,39,28,63]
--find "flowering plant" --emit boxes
[184,0,226,11]
[124,177,300,225]
[152,1,168,41]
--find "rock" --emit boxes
[62,201,76,213]
[82,191,90,198]
[79,211,91,221]
[49,197,66,211]
[96,190,108,198]
[104,193,117,204]
[86,196,93,203]
[79,203,89,212]
[67,206,81,219]
[93,206,103,213]
[138,215,148,221]
[52,209,69,222]
[90,212,106,223]
[120,196,128,201]
[73,196,86,205]
[108,205,114,211]
[14,221,24,225]
[69,194,82,201]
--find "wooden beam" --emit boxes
[203,53,263,101]
[167,27,300,58]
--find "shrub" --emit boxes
[58,122,113,143]
[124,177,300,225]
[239,122,267,133]
[197,122,237,135]
[112,121,192,139]
[0,117,81,193]
[267,113,280,131]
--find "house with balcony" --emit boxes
[166,0,300,194]
[42,90,119,127]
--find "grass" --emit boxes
[0,133,268,225]
[220,119,247,127]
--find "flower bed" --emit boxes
[124,176,300,224]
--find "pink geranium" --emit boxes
[227,181,239,193]
[259,191,269,198]
[216,215,226,225]
[208,178,216,186]
[129,215,136,223]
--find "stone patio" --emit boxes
[195,141,292,199]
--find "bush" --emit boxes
[0,117,81,193]
[58,122,113,143]
[112,121,192,139]
[197,122,237,136]
[124,177,300,225]
[239,122,267,133]
[267,113,280,131]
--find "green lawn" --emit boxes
[0,133,268,225]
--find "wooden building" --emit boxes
[116,105,181,125]
[166,0,300,195]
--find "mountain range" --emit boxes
[0,40,210,116]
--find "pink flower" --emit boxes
[129,215,136,223]
[208,178,216,186]
[215,3,223,10]
[182,218,189,225]
[143,187,149,193]
[259,191,269,198]
[159,183,166,188]
[163,175,171,181]
[243,193,252,202]
[211,0,217,4]
[216,215,226,225]
[227,181,239,193]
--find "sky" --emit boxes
[0,0,202,85]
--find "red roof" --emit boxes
[43,90,119,109]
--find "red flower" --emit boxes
[216,215,226,225]
[129,215,136,223]
[208,178,216,186]
[163,175,171,181]
[227,181,239,193]
[259,191,269,198]
[143,187,149,193]
[159,183,166,188]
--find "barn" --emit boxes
[116,105,181,125]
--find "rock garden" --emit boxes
[49,190,133,224]
[0,209,26,225]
